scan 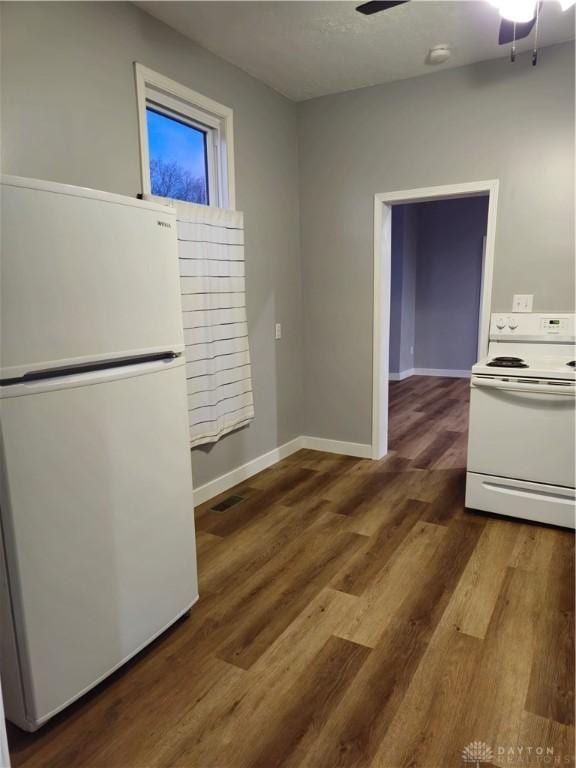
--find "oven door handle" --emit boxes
[471,375,576,397]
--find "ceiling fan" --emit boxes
[355,0,575,65]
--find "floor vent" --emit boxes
[211,494,245,513]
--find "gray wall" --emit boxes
[390,198,488,374]
[1,3,574,464]
[0,1,303,487]
[299,42,575,445]
[389,205,417,374]
[389,207,405,375]
[415,197,488,372]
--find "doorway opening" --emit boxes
[372,180,499,461]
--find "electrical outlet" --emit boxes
[275,323,282,340]
[512,294,533,313]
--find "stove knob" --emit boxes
[496,317,506,329]
[508,318,519,330]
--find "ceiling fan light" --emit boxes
[558,0,576,10]
[497,0,537,22]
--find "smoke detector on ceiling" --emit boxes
[427,45,452,65]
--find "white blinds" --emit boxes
[173,200,255,447]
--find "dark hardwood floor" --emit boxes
[8,376,575,768]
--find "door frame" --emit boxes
[371,179,500,460]
[0,681,10,767]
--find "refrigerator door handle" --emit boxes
[0,354,185,399]
[0,352,182,387]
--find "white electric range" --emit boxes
[466,312,575,528]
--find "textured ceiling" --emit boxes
[136,1,575,101]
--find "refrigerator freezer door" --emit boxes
[1,176,183,379]
[0,358,197,729]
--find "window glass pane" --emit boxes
[146,107,209,204]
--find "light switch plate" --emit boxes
[512,294,533,313]
[275,323,282,340]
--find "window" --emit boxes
[135,64,235,209]
[146,108,209,204]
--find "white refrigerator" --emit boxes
[0,176,198,731]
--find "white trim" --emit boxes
[390,368,471,380]
[413,368,471,378]
[372,180,499,461]
[300,436,373,459]
[372,198,392,460]
[192,435,373,505]
[0,682,10,768]
[478,234,487,361]
[134,63,236,210]
[389,369,415,381]
[193,437,303,506]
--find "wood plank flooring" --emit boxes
[8,376,575,768]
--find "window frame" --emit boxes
[145,104,213,206]
[135,63,235,209]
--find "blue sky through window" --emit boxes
[146,107,209,204]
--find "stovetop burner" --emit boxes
[486,356,529,369]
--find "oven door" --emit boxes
[467,375,576,488]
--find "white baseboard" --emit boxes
[389,368,470,380]
[413,368,471,378]
[193,437,303,506]
[300,436,372,459]
[389,369,415,381]
[193,434,372,505]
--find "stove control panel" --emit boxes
[541,317,569,332]
[490,313,575,341]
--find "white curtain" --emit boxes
[172,200,254,447]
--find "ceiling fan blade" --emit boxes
[356,1,409,15]
[498,15,537,44]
